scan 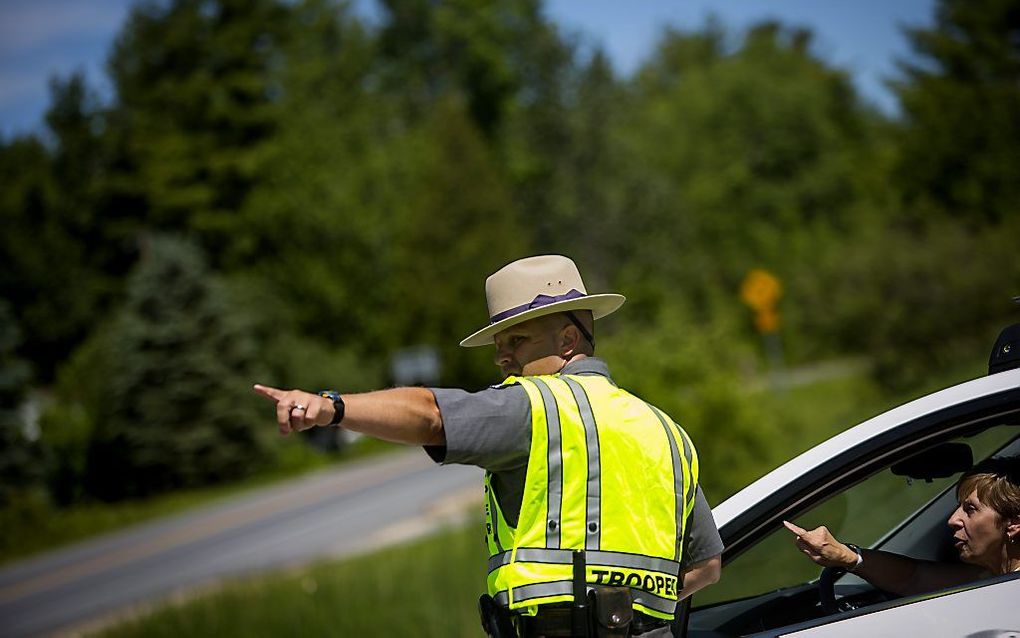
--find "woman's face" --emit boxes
[947,489,1006,571]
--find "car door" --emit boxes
[762,573,1020,637]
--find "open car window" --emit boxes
[686,421,1019,637]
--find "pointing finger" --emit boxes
[783,520,807,536]
[254,384,286,402]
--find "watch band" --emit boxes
[318,390,345,426]
[845,543,864,572]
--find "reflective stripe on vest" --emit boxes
[647,404,694,561]
[532,378,563,549]
[485,373,699,620]
[488,548,680,575]
[563,377,602,551]
[493,581,678,616]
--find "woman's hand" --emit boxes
[783,520,859,570]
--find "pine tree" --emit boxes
[85,236,267,500]
[893,0,1020,222]
[106,0,295,266]
[0,301,43,505]
[619,21,878,325]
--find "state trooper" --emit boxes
[255,255,723,637]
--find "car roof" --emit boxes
[713,368,1020,529]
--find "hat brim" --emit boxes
[459,294,625,347]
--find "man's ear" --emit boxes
[559,323,579,355]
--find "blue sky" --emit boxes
[0,0,935,138]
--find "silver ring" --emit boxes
[292,404,306,412]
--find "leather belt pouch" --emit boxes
[593,587,632,637]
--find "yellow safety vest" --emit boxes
[485,373,699,620]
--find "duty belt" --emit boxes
[520,606,669,637]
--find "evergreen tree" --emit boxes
[0,301,43,505]
[893,0,1020,223]
[385,98,530,385]
[799,0,1020,387]
[242,2,531,387]
[377,0,555,138]
[106,0,295,266]
[0,73,131,382]
[85,236,267,500]
[618,21,881,340]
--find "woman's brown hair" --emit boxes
[956,456,1020,520]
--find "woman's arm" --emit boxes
[783,520,984,596]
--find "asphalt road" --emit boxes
[0,450,482,637]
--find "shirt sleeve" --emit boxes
[424,385,532,473]
[680,486,724,568]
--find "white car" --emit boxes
[681,325,1020,637]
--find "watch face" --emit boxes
[319,391,344,424]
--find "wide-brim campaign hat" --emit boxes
[460,255,625,347]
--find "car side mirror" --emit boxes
[989,323,1020,375]
[891,442,973,483]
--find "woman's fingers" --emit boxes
[783,520,808,536]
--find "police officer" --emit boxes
[255,255,722,637]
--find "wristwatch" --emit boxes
[845,543,864,572]
[318,390,346,426]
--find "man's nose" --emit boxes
[494,344,511,367]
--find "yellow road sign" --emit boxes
[740,268,782,311]
[740,269,783,333]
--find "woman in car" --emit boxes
[784,456,1020,595]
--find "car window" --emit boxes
[694,466,954,607]
[693,425,1018,609]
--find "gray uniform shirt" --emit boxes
[425,357,723,569]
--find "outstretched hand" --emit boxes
[783,520,858,570]
[253,384,335,435]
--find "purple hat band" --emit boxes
[489,289,586,324]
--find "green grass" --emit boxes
[96,523,489,638]
[0,437,401,566]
